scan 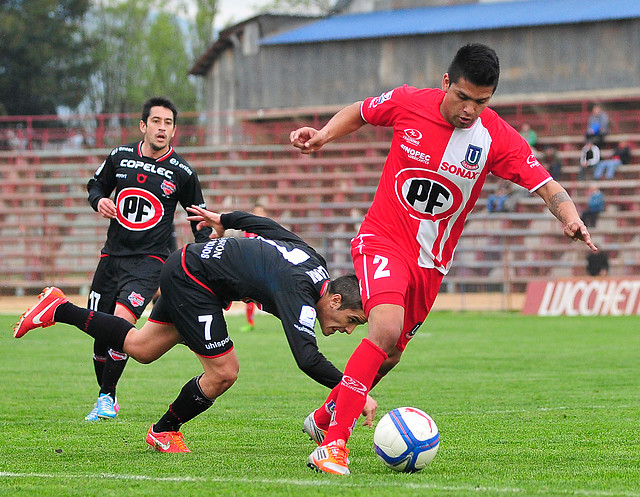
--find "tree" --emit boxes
[142,12,197,113]
[84,0,211,116]
[0,0,96,115]
[192,0,217,59]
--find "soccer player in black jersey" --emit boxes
[14,207,375,453]
[84,97,212,421]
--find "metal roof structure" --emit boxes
[261,0,640,45]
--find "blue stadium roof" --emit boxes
[261,0,640,45]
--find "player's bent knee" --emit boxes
[377,348,402,376]
[198,370,238,398]
[125,343,165,364]
[129,351,157,364]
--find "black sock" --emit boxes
[54,302,132,352]
[93,358,106,389]
[99,349,129,399]
[153,375,214,433]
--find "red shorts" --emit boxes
[351,234,444,351]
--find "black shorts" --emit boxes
[88,254,164,319]
[149,248,233,358]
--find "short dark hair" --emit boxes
[328,274,362,311]
[447,43,500,91]
[141,97,178,125]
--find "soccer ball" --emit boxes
[373,407,439,473]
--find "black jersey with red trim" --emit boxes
[182,211,343,388]
[87,141,212,257]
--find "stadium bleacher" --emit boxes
[1,100,638,297]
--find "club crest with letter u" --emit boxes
[461,144,482,171]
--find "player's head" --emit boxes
[447,43,500,91]
[142,96,178,125]
[252,203,267,217]
[440,44,500,129]
[140,97,178,152]
[317,274,366,336]
[328,274,362,311]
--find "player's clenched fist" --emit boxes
[97,197,117,219]
[290,127,323,154]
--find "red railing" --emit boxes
[1,95,639,151]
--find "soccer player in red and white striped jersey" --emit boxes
[291,43,597,475]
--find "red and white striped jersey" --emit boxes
[360,85,552,274]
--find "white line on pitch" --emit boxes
[1,471,639,496]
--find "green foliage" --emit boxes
[85,0,198,115]
[145,12,197,113]
[1,311,638,496]
[0,0,96,115]
[192,0,217,58]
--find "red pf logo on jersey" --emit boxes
[395,168,462,221]
[115,187,164,231]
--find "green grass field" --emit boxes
[1,311,638,496]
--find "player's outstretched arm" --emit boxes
[290,101,366,154]
[535,180,598,252]
[186,205,225,238]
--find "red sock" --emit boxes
[246,302,255,326]
[323,338,387,445]
[314,384,340,429]
[315,370,387,429]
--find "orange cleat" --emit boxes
[146,425,191,453]
[308,439,350,475]
[13,286,67,338]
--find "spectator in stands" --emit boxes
[487,182,510,213]
[7,126,26,150]
[542,146,563,180]
[519,122,538,155]
[585,104,609,148]
[581,184,605,227]
[586,250,609,277]
[593,141,631,180]
[579,140,601,180]
[290,42,597,475]
[83,96,212,422]
[241,203,268,332]
[486,180,524,213]
[67,131,85,149]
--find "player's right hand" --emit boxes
[97,198,117,218]
[290,127,323,154]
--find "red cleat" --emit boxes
[13,286,67,338]
[146,425,191,453]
